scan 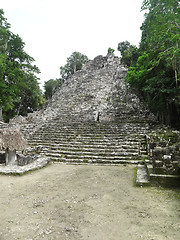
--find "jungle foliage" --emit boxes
[0,9,43,122]
[60,51,89,81]
[44,78,61,100]
[118,0,180,128]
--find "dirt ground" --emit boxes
[0,163,179,240]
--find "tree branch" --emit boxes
[174,21,180,29]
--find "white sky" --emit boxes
[1,0,145,89]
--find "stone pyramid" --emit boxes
[12,54,154,130]
[8,54,156,168]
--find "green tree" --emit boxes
[5,73,44,121]
[107,48,115,55]
[140,0,180,85]
[60,51,89,80]
[117,41,139,67]
[0,9,13,118]
[126,0,180,128]
[44,78,61,99]
[0,9,43,121]
[117,41,131,57]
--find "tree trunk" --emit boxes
[0,107,2,121]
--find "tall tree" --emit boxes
[0,9,12,119]
[117,41,139,67]
[140,0,180,85]
[60,51,89,81]
[117,41,131,57]
[44,78,61,99]
[0,9,43,121]
[126,0,180,128]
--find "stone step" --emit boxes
[42,150,147,156]
[36,128,147,136]
[31,133,146,139]
[28,141,140,147]
[31,128,147,133]
[27,146,147,156]
[30,139,145,145]
[46,119,149,124]
[43,152,147,161]
[38,124,149,130]
[38,122,149,130]
[44,145,146,153]
[50,158,143,165]
[28,143,146,153]
[29,133,146,140]
[29,138,145,145]
[28,139,143,147]
[29,133,147,141]
[32,122,149,132]
[41,149,141,157]
[136,165,150,186]
[47,144,143,150]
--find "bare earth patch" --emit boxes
[0,163,179,240]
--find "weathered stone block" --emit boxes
[17,153,36,166]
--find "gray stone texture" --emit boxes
[0,157,50,175]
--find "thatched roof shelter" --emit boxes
[0,128,27,151]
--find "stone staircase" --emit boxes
[26,119,149,165]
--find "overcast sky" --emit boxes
[1,0,145,88]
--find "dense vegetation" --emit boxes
[0,9,43,122]
[118,0,180,128]
[44,78,61,100]
[60,51,89,81]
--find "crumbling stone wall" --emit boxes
[147,128,180,175]
[17,153,38,166]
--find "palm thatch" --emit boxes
[0,128,27,151]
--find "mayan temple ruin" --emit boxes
[0,54,180,186]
